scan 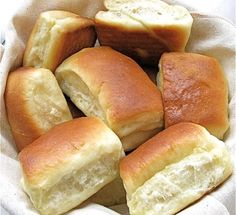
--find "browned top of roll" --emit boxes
[159,52,229,139]
[119,122,214,195]
[56,47,163,130]
[19,117,121,185]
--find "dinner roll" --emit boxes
[19,117,123,215]
[120,122,233,215]
[158,52,229,139]
[55,46,163,151]
[95,0,193,65]
[23,10,96,72]
[5,67,72,151]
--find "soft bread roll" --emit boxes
[95,0,193,65]
[158,52,229,139]
[120,122,233,215]
[89,176,126,206]
[55,46,163,151]
[19,117,123,215]
[23,10,96,72]
[4,67,72,151]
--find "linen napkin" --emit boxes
[0,0,235,214]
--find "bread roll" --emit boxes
[55,46,163,151]
[95,0,193,65]
[158,52,229,139]
[120,122,233,215]
[23,10,96,72]
[5,67,72,151]
[19,117,123,215]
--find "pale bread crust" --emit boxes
[5,67,72,151]
[23,10,96,72]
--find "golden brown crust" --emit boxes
[120,121,233,215]
[4,67,72,151]
[19,117,112,184]
[61,47,163,125]
[23,10,96,72]
[159,52,229,139]
[5,67,43,150]
[95,19,169,65]
[55,47,163,151]
[119,122,205,194]
[51,16,96,70]
[95,1,193,66]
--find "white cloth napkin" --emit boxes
[165,0,235,24]
[0,1,235,215]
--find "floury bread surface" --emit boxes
[95,0,193,65]
[158,52,229,139]
[19,117,123,215]
[23,10,96,72]
[120,122,233,215]
[55,47,163,151]
[4,67,72,151]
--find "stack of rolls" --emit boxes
[4,1,233,215]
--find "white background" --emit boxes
[0,0,235,215]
